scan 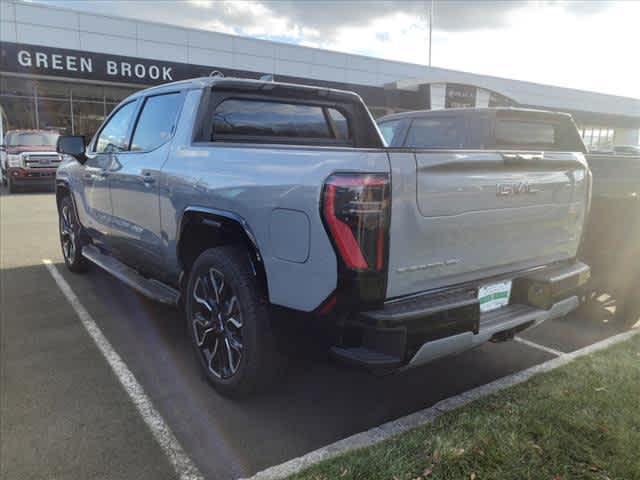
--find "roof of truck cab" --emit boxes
[377,107,573,123]
[124,76,363,103]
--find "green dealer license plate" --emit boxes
[478,280,512,313]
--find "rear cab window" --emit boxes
[492,112,585,152]
[381,110,586,153]
[208,97,353,146]
[405,116,465,149]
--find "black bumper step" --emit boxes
[329,346,403,369]
[331,261,589,370]
[361,287,478,326]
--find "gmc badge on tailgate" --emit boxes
[496,181,540,197]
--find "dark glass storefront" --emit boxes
[0,41,424,141]
[0,74,140,138]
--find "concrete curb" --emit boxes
[243,327,640,480]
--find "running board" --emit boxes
[82,244,179,305]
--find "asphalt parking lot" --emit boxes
[0,187,631,480]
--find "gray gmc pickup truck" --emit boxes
[56,78,591,396]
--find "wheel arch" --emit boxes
[177,207,269,297]
[55,180,71,210]
[55,180,84,230]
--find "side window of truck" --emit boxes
[405,117,464,149]
[130,93,183,152]
[210,98,351,145]
[378,120,402,146]
[95,101,137,153]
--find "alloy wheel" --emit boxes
[60,204,76,262]
[191,268,244,379]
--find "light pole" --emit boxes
[428,0,434,67]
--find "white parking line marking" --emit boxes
[246,327,640,480]
[43,259,203,480]
[514,336,565,357]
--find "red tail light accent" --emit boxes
[317,294,337,315]
[322,173,390,272]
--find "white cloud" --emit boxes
[39,0,639,98]
[320,13,429,65]
[429,2,640,98]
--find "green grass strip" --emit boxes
[289,336,640,480]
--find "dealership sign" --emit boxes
[0,41,417,110]
[445,83,477,108]
[0,42,245,85]
[16,49,174,81]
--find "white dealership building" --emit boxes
[1,0,639,148]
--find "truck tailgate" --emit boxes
[386,150,589,299]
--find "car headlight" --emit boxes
[7,154,23,167]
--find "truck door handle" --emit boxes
[142,173,155,184]
[84,171,109,180]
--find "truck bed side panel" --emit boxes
[160,89,391,312]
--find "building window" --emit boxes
[580,125,615,152]
[0,74,141,139]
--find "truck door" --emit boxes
[108,91,184,276]
[80,100,138,246]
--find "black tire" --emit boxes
[7,177,17,194]
[617,288,640,329]
[185,246,283,397]
[58,195,88,273]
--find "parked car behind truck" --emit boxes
[55,79,591,397]
[580,152,640,325]
[2,129,62,193]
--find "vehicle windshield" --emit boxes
[6,132,59,147]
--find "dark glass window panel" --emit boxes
[213,100,332,139]
[405,117,464,149]
[37,97,72,134]
[71,83,105,102]
[104,85,140,103]
[0,96,37,130]
[34,79,71,99]
[488,91,517,107]
[105,102,119,117]
[95,101,137,153]
[0,75,38,97]
[73,101,105,139]
[495,120,555,148]
[131,93,183,151]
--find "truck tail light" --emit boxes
[322,173,390,272]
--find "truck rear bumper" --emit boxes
[330,261,589,369]
[406,297,577,367]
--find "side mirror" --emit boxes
[57,136,87,164]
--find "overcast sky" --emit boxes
[38,0,639,99]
